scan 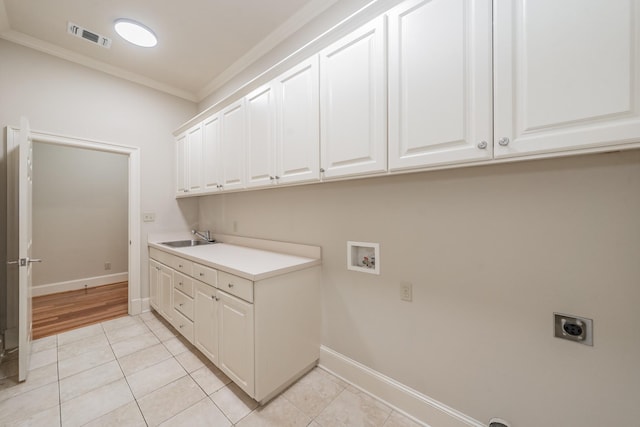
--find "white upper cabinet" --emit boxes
[187,124,203,193]
[493,0,640,158]
[220,99,246,191]
[202,114,223,192]
[388,0,493,171]
[245,83,277,188]
[175,133,188,195]
[274,56,320,185]
[320,16,387,179]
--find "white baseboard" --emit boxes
[141,298,151,313]
[319,346,484,427]
[130,298,142,316]
[32,272,129,296]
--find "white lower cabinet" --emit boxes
[194,281,219,365]
[150,259,174,323]
[218,291,255,396]
[149,246,320,402]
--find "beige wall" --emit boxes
[32,143,128,287]
[198,150,640,427]
[0,39,199,334]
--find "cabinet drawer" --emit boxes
[149,247,174,267]
[170,257,193,276]
[193,263,218,287]
[172,309,194,344]
[218,271,253,303]
[173,289,194,320]
[173,271,194,297]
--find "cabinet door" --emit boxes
[388,0,492,170]
[320,16,387,179]
[494,0,640,158]
[203,114,223,192]
[219,291,254,397]
[245,83,276,188]
[220,99,246,191]
[275,56,320,184]
[159,265,173,323]
[149,260,160,311]
[194,282,219,365]
[175,133,188,195]
[187,124,203,193]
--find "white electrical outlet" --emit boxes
[104,262,111,270]
[400,282,412,302]
[143,212,155,222]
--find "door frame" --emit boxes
[6,126,142,328]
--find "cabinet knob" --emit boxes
[270,176,275,180]
[228,283,234,288]
[179,303,184,307]
[199,273,204,276]
[477,141,488,149]
[179,324,184,329]
[183,189,188,193]
[178,264,183,268]
[275,176,280,180]
[215,296,220,301]
[498,137,510,146]
[320,168,325,173]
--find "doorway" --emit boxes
[5,128,142,346]
[31,142,129,337]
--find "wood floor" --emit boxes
[32,282,129,340]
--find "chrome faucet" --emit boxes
[192,229,214,242]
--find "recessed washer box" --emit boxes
[347,241,379,275]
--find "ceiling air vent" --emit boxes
[67,22,112,48]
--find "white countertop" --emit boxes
[148,233,321,281]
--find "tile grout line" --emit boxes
[108,319,151,427]
[56,334,62,427]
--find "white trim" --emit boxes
[319,346,484,427]
[24,128,141,317]
[0,30,197,102]
[31,273,128,296]
[141,298,151,313]
[177,0,399,134]
[196,0,340,100]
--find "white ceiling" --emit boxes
[0,0,335,102]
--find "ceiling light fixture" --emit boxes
[114,19,157,47]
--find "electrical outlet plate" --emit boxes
[143,212,155,222]
[400,282,412,302]
[554,313,593,346]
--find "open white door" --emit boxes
[7,117,38,381]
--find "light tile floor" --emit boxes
[0,312,422,426]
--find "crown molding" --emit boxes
[196,0,339,101]
[0,28,198,102]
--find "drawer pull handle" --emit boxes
[228,283,234,288]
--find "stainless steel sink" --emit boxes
[160,239,216,248]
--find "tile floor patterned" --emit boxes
[0,312,423,426]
